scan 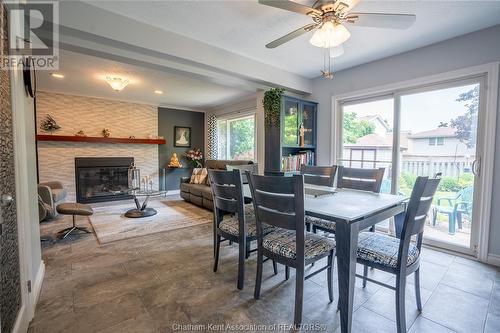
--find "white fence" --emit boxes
[401,160,473,178]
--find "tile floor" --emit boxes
[29,196,500,333]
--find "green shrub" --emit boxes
[438,174,474,192]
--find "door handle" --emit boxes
[0,193,13,207]
[472,158,481,177]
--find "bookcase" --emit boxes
[265,96,317,175]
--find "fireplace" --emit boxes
[75,157,133,203]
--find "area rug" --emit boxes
[89,199,212,244]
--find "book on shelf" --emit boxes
[281,150,315,172]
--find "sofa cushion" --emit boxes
[190,194,203,206]
[202,189,213,200]
[180,191,190,201]
[186,184,208,197]
[180,182,191,193]
[205,159,254,170]
[51,188,67,202]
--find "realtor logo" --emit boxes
[1,1,59,69]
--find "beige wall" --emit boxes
[36,92,159,201]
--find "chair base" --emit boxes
[58,226,91,239]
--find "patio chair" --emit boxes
[357,176,441,333]
[209,169,277,290]
[246,172,336,327]
[432,186,473,235]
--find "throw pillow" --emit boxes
[190,168,208,184]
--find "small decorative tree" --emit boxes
[40,114,61,134]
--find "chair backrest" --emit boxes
[337,166,385,193]
[397,175,441,268]
[300,165,337,187]
[246,172,305,261]
[227,163,258,184]
[208,169,245,235]
[458,186,474,203]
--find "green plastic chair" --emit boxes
[432,186,473,235]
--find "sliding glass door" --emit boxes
[399,81,481,254]
[338,78,484,255]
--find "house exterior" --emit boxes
[343,115,475,177]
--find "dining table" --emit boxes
[242,183,407,333]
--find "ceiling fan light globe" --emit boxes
[330,45,344,58]
[309,21,350,48]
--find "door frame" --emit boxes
[331,62,499,262]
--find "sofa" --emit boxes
[180,160,254,210]
[38,181,67,221]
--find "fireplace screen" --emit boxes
[75,157,134,203]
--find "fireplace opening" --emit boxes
[75,157,133,203]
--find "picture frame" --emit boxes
[174,126,191,147]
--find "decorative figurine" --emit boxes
[167,153,182,168]
[101,128,111,138]
[40,114,61,134]
[75,130,86,137]
[128,135,135,139]
[299,123,305,147]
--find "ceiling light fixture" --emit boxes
[309,20,351,48]
[154,90,163,95]
[105,76,129,92]
[51,73,64,79]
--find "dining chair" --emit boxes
[209,169,277,290]
[356,175,441,333]
[308,166,385,234]
[246,172,336,327]
[300,165,337,187]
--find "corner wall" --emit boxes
[157,107,205,191]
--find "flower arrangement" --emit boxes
[185,148,203,168]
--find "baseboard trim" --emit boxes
[167,189,180,195]
[32,260,45,310]
[12,304,28,333]
[487,254,500,267]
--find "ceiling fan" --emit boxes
[259,0,416,78]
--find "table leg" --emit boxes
[335,222,359,333]
[133,196,141,210]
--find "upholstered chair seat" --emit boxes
[357,232,420,268]
[263,228,336,261]
[219,214,274,237]
[305,215,336,231]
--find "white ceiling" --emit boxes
[86,0,500,78]
[37,49,255,110]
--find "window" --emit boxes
[217,114,256,161]
[429,137,445,146]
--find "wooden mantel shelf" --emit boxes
[36,134,166,145]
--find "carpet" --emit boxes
[89,199,212,244]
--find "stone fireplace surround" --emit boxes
[36,92,159,202]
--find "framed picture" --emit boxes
[174,126,191,147]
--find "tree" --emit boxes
[229,118,255,159]
[450,85,479,148]
[343,112,375,144]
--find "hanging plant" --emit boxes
[263,87,285,127]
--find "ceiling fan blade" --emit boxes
[335,0,361,13]
[344,13,416,29]
[259,0,322,16]
[266,23,319,48]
